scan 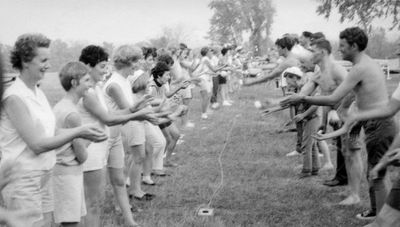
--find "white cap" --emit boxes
[283,66,303,78]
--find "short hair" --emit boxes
[142,47,157,60]
[112,45,143,70]
[221,47,230,56]
[302,31,313,38]
[11,33,51,71]
[179,43,188,50]
[157,54,174,66]
[59,61,89,91]
[311,38,332,54]
[79,45,109,67]
[151,61,170,80]
[131,72,150,93]
[200,47,209,56]
[275,37,295,51]
[311,32,325,41]
[339,27,368,51]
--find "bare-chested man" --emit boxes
[281,27,397,220]
[243,36,300,87]
[297,38,350,190]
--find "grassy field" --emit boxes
[38,72,400,227]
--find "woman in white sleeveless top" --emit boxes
[0,34,106,227]
[78,46,154,226]
[104,45,156,202]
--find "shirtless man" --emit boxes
[297,38,349,189]
[243,36,299,87]
[281,27,397,220]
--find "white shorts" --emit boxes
[107,133,125,169]
[83,140,108,172]
[197,75,212,93]
[178,86,192,99]
[1,170,53,224]
[53,167,86,223]
[121,120,145,147]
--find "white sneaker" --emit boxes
[185,122,195,128]
[177,139,184,145]
[211,103,220,109]
[321,163,334,171]
[201,113,208,119]
[286,150,301,157]
[222,101,232,106]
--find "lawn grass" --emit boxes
[37,72,400,227]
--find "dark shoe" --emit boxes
[311,170,319,176]
[130,193,155,201]
[356,210,376,221]
[151,170,169,177]
[323,179,347,187]
[298,172,312,179]
[130,204,143,213]
[142,180,156,186]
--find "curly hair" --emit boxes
[275,37,295,51]
[151,61,170,80]
[339,27,368,51]
[112,45,143,70]
[79,45,109,67]
[59,61,89,91]
[10,33,51,71]
[142,47,157,60]
[200,47,209,57]
[157,54,174,66]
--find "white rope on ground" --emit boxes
[205,115,238,208]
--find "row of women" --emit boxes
[0,33,224,227]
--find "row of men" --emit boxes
[0,34,246,226]
[245,27,400,226]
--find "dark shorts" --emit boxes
[346,117,397,166]
[159,121,172,130]
[218,75,227,84]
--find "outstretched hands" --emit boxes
[280,94,304,107]
[312,108,358,141]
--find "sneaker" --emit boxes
[211,103,220,109]
[176,139,184,145]
[185,122,195,128]
[286,150,301,157]
[321,163,334,171]
[201,113,208,119]
[356,210,376,221]
[222,101,232,106]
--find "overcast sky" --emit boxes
[0,0,398,47]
